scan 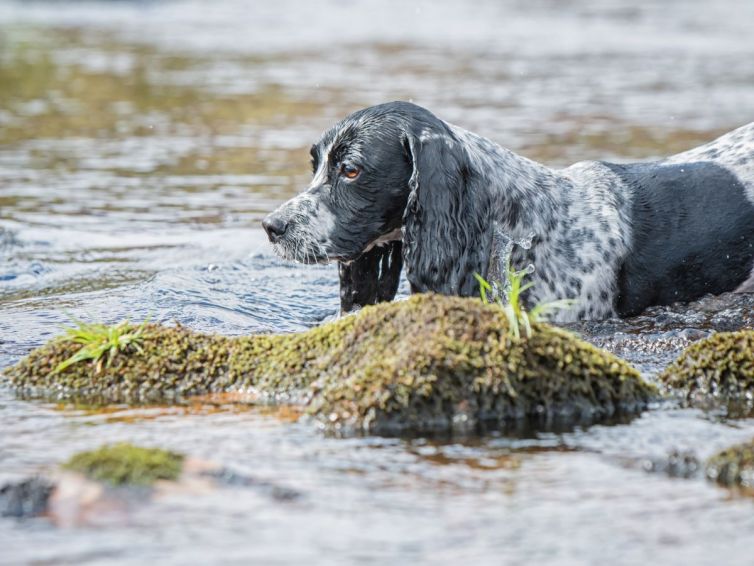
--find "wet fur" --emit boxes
[263,102,754,321]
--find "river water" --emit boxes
[1,1,754,563]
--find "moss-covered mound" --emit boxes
[659,330,754,410]
[706,440,754,490]
[4,294,657,434]
[63,443,184,486]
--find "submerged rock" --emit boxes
[63,443,184,486]
[642,449,702,479]
[0,444,182,524]
[706,440,754,490]
[0,477,55,518]
[659,330,754,413]
[0,443,299,525]
[4,294,657,434]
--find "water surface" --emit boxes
[2,1,754,563]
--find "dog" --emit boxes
[262,101,754,321]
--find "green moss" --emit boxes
[706,440,754,489]
[62,443,184,486]
[659,331,754,411]
[5,294,657,434]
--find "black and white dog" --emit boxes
[263,102,754,321]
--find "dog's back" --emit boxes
[664,121,754,193]
[595,123,754,316]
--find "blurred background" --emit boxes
[3,2,754,564]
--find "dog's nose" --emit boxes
[262,215,288,243]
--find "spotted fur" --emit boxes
[263,102,754,321]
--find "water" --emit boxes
[2,0,754,563]
[487,223,535,303]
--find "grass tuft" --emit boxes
[54,317,150,374]
[475,260,573,339]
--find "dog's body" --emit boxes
[263,102,754,321]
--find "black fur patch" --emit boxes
[605,161,754,316]
[338,241,403,314]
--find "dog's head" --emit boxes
[262,101,432,264]
[263,101,491,302]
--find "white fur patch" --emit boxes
[362,228,402,253]
[735,267,754,293]
[311,142,334,187]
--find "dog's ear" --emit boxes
[338,241,403,314]
[402,129,491,296]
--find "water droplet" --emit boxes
[516,232,535,250]
[487,223,536,304]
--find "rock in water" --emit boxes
[62,443,184,486]
[4,294,657,434]
[0,477,55,518]
[0,443,298,526]
[659,330,754,415]
[706,440,754,490]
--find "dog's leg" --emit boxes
[339,241,403,314]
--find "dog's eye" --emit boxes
[340,164,361,180]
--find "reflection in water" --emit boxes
[2,0,754,564]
